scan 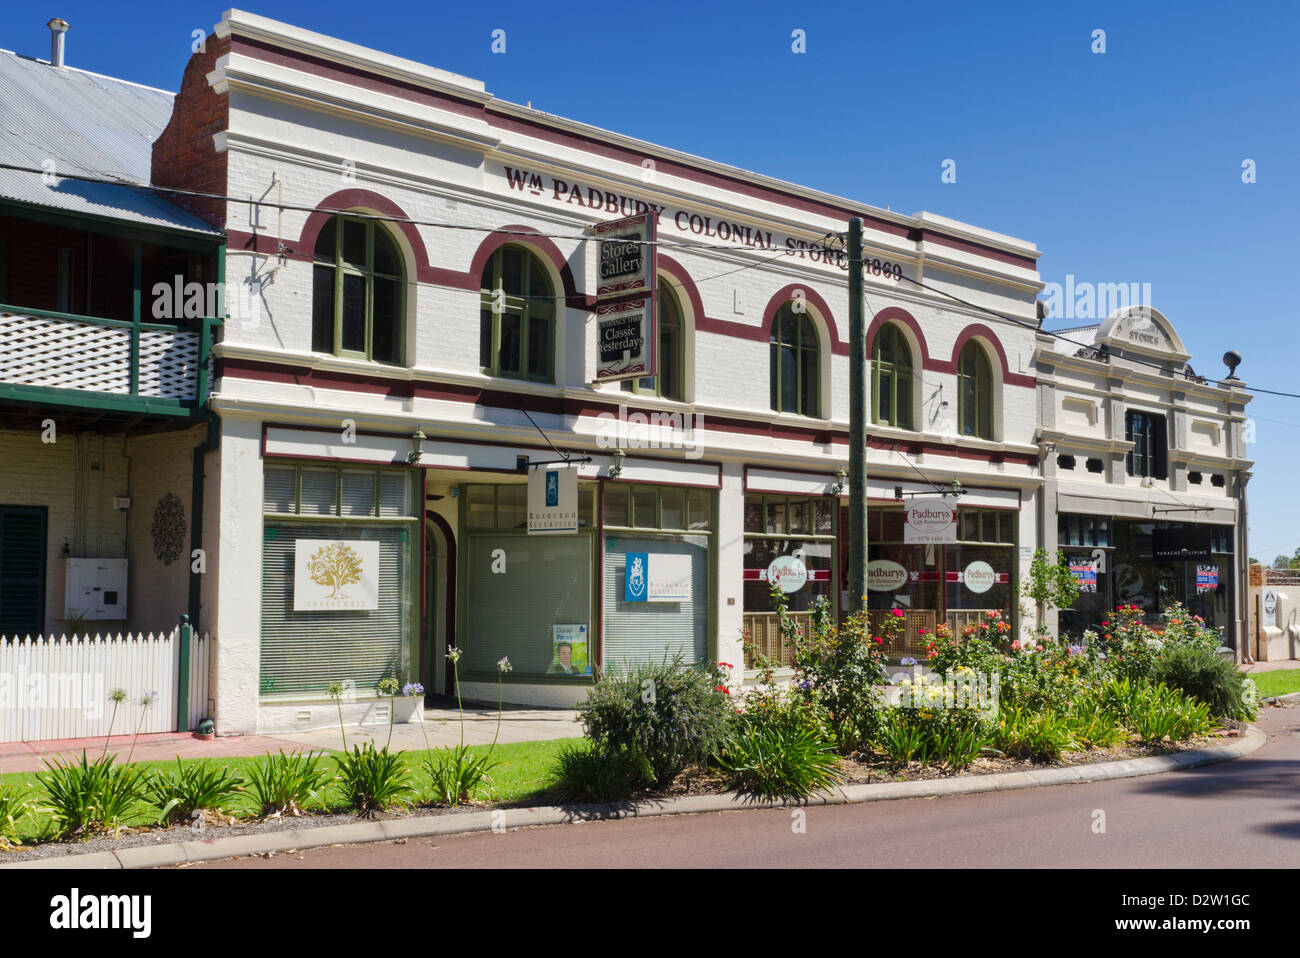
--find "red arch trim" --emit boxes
[657,254,705,324]
[867,306,931,366]
[465,225,584,308]
[760,284,846,356]
[297,188,433,274]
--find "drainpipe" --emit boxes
[1237,470,1253,665]
[47,18,68,69]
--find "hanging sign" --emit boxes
[904,498,958,544]
[594,297,653,383]
[867,559,908,592]
[624,552,693,603]
[1195,564,1219,594]
[1069,556,1098,593]
[527,466,579,534]
[591,212,656,299]
[293,540,380,611]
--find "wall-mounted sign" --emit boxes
[550,624,590,675]
[527,466,578,534]
[1262,589,1279,628]
[904,498,958,544]
[594,297,654,383]
[1069,556,1098,593]
[1195,564,1219,594]
[766,555,809,593]
[591,212,656,299]
[1152,526,1211,562]
[624,552,692,603]
[293,540,380,611]
[867,559,908,592]
[959,561,998,594]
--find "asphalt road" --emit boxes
[192,703,1300,869]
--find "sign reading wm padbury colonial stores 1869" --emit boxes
[590,212,656,384]
[294,540,380,611]
[527,466,579,534]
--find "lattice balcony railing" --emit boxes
[0,308,215,405]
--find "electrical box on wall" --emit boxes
[65,558,128,620]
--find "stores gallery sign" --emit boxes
[502,166,854,268]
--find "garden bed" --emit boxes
[0,727,1242,864]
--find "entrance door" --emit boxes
[424,513,455,697]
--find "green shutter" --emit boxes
[603,535,709,668]
[0,506,46,637]
[259,522,408,696]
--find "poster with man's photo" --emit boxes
[550,624,590,675]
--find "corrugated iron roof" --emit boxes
[0,48,219,236]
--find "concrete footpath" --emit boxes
[0,725,1267,870]
[0,704,582,775]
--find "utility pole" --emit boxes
[847,218,869,612]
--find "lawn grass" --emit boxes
[1251,668,1300,699]
[0,736,580,845]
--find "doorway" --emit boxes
[424,512,456,697]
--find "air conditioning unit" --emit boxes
[65,558,128,620]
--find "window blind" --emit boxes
[603,535,709,668]
[260,522,408,696]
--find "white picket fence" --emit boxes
[0,629,212,744]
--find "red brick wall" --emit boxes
[151,35,230,229]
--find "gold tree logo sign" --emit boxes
[294,539,380,611]
[308,542,362,599]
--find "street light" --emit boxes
[832,468,847,496]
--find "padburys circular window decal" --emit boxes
[151,492,186,566]
[962,560,997,594]
[766,555,809,594]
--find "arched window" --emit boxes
[479,245,555,382]
[622,278,684,401]
[769,304,819,417]
[311,215,403,364]
[872,323,913,429]
[956,340,994,439]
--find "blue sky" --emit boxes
[3,0,1297,560]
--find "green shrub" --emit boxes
[872,687,994,770]
[36,751,150,839]
[335,744,415,817]
[717,723,842,801]
[547,740,650,803]
[1128,683,1213,743]
[990,702,1078,762]
[1063,697,1124,750]
[148,758,244,824]
[245,750,331,817]
[1151,644,1256,720]
[578,654,734,789]
[424,744,498,806]
[0,784,30,846]
[874,707,930,764]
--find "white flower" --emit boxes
[446,646,462,664]
[497,657,512,673]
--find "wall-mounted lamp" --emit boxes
[947,478,966,498]
[407,428,426,464]
[831,468,847,495]
[608,448,625,480]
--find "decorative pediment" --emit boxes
[1094,306,1189,363]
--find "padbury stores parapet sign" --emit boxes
[499,164,906,279]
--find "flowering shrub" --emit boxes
[925,620,1001,675]
[792,609,889,753]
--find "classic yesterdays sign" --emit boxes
[903,499,958,544]
[527,466,578,534]
[294,540,380,611]
[595,297,652,382]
